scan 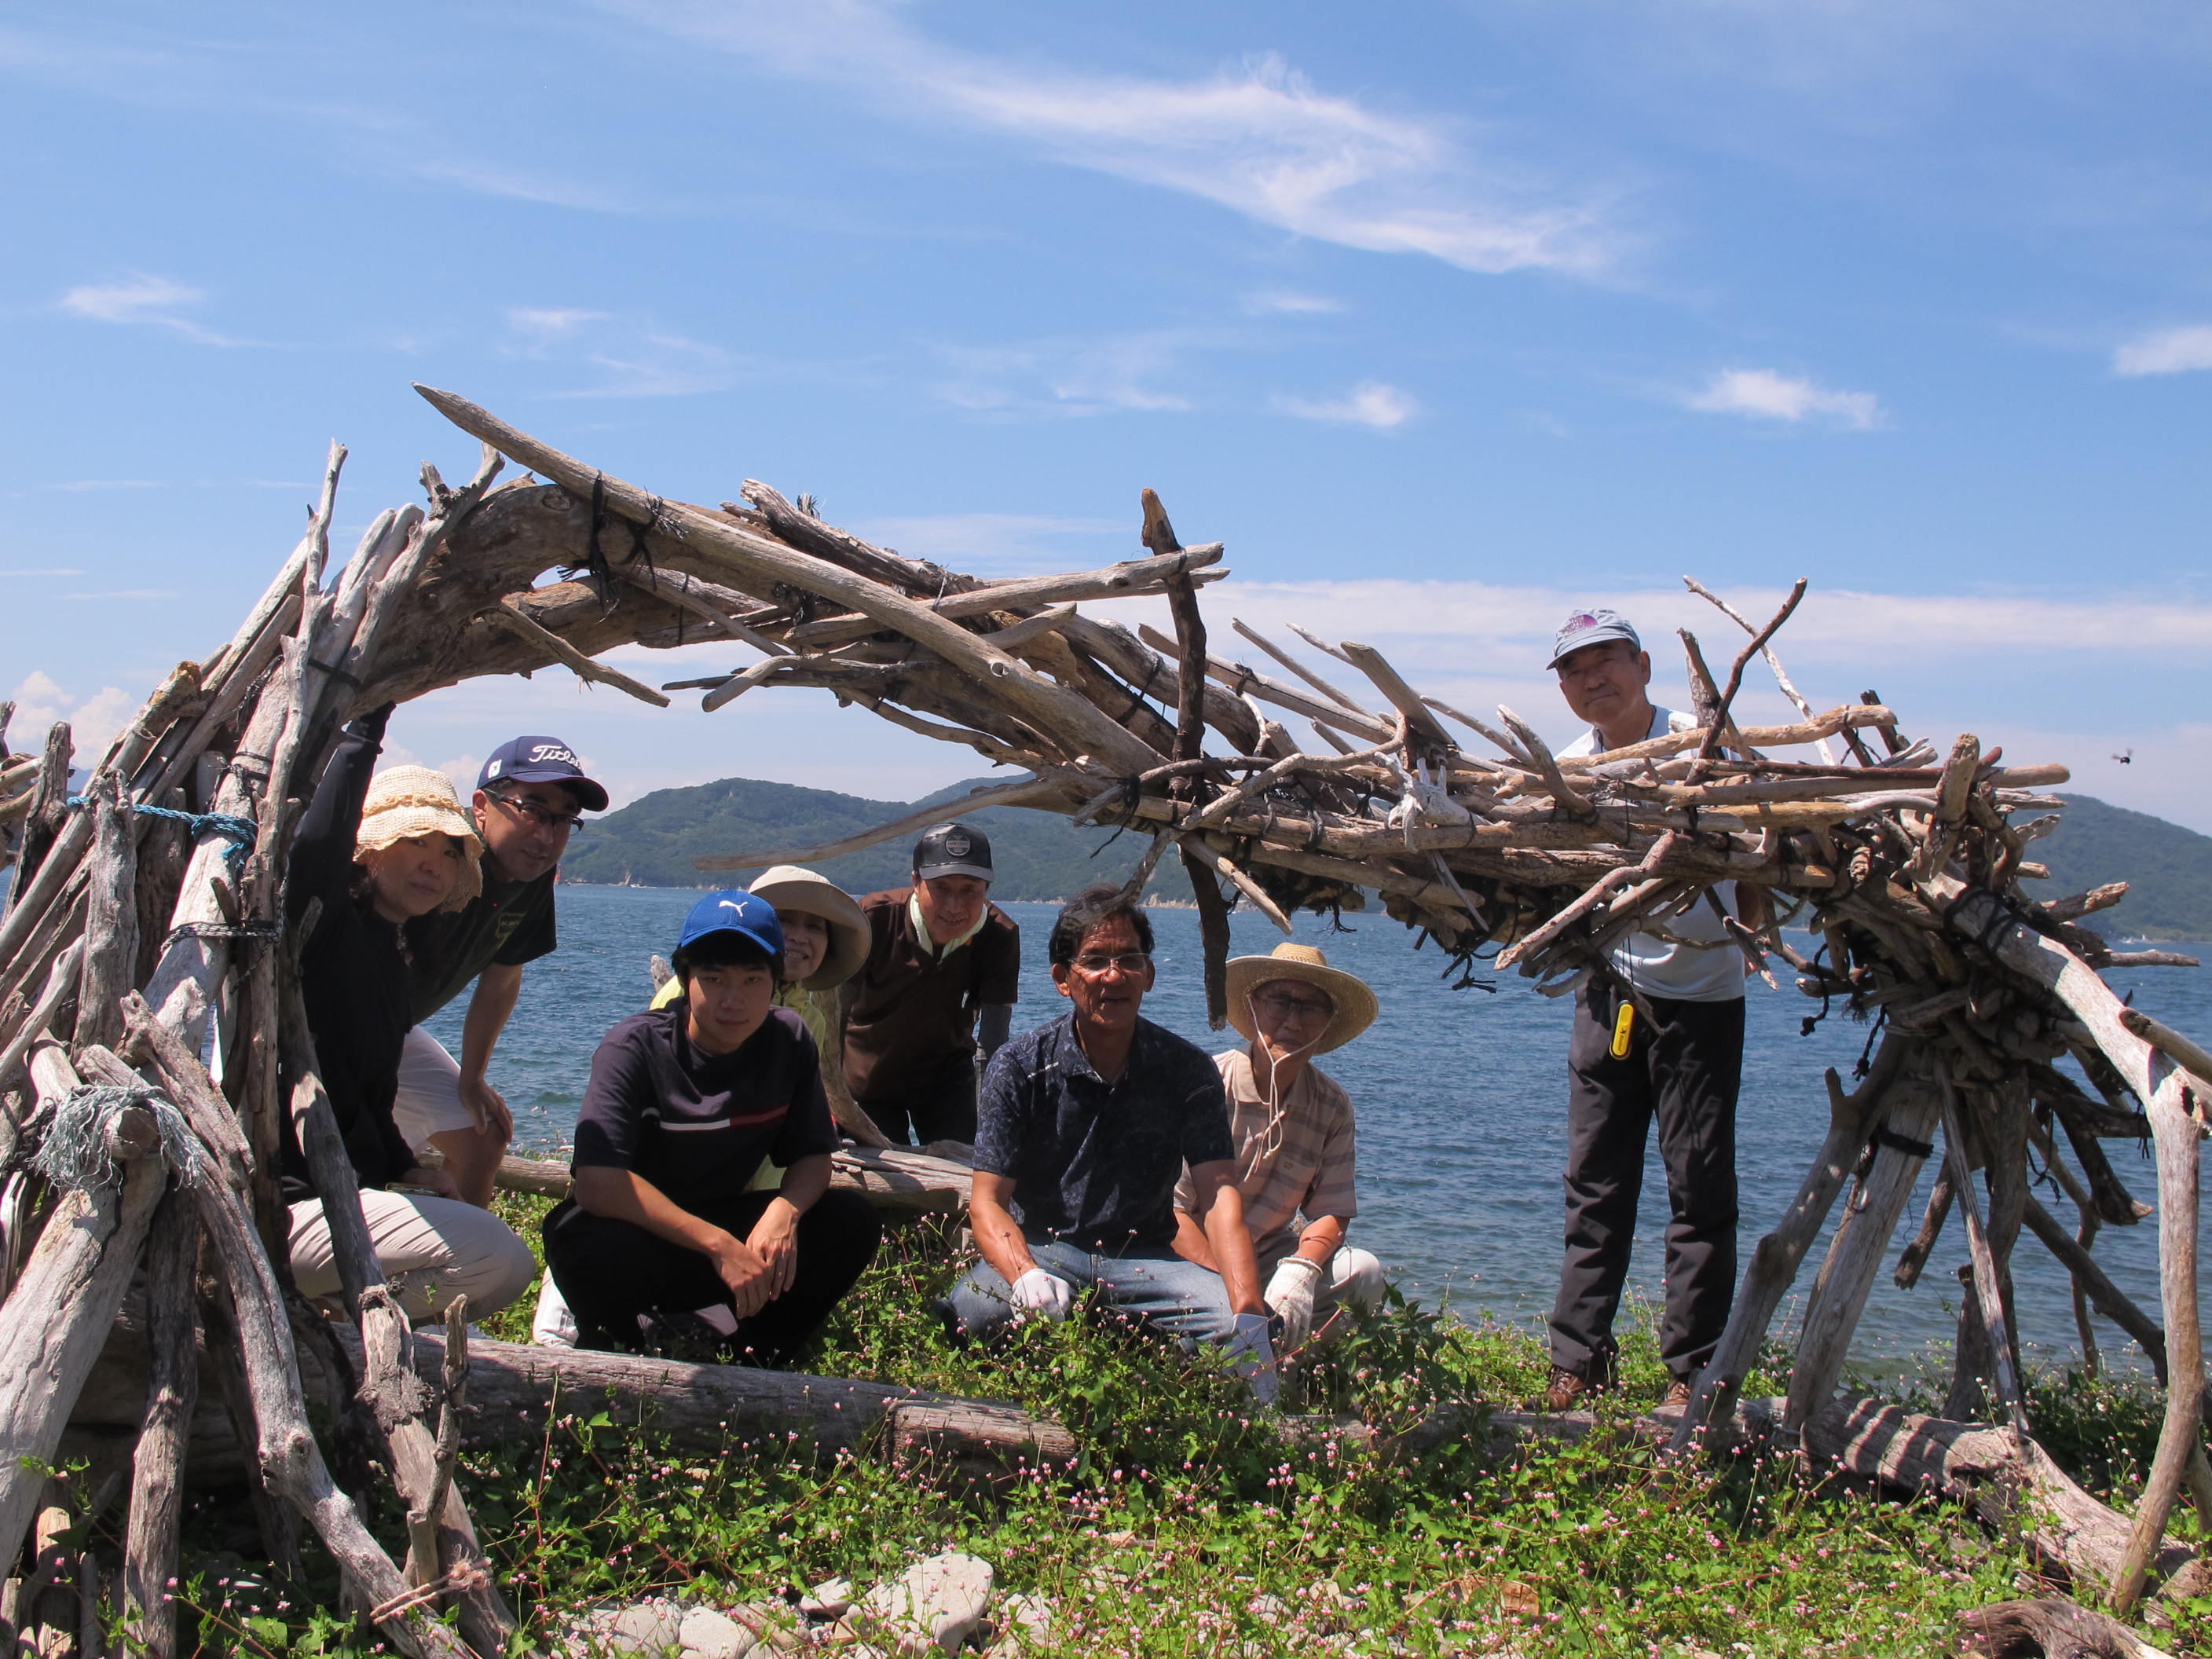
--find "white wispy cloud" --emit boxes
[508,307,612,342]
[57,273,234,344]
[1686,367,1884,430]
[1276,381,1417,429]
[606,2,1621,277]
[538,328,745,398]
[59,589,181,601]
[934,332,1199,417]
[6,673,137,760]
[2112,325,2212,377]
[0,567,86,577]
[1242,291,1344,316]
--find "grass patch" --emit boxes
[146,1214,2206,1656]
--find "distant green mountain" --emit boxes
[560,775,1194,903]
[2031,796,2212,942]
[562,778,2210,938]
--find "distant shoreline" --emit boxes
[562,880,1201,909]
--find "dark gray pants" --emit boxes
[859,1066,976,1148]
[1548,980,1744,1382]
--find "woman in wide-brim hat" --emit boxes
[747,864,869,991]
[1225,943,1378,1054]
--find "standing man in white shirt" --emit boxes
[1542,609,1763,1412]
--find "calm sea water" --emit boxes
[427,887,2210,1381]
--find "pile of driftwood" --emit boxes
[3,386,2210,1652]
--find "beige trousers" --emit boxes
[289,1190,537,1321]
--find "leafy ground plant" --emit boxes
[147,1211,2199,1657]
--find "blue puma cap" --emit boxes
[676,889,784,958]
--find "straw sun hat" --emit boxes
[748,864,869,991]
[354,767,484,912]
[1224,943,1379,1055]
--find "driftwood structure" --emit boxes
[2,384,2209,1646]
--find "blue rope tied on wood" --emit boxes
[68,794,258,872]
[30,1082,211,1193]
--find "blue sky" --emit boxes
[4,1,2210,833]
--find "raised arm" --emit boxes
[287,701,394,926]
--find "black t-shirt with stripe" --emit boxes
[572,1006,837,1212]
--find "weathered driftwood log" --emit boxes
[1960,1599,2177,1658]
[1804,1393,2211,1604]
[0,1046,168,1573]
[336,1328,1077,1483]
[121,1188,199,1659]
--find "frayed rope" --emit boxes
[31,1083,213,1193]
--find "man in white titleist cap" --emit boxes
[1542,608,1764,1413]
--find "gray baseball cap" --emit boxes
[914,821,994,883]
[1547,608,1642,670]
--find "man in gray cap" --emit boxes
[1541,610,1762,1412]
[840,822,1020,1145]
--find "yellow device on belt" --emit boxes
[1610,1001,1636,1059]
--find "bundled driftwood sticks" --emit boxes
[2,387,2209,1646]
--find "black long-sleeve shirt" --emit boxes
[283,702,417,1202]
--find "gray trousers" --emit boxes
[1548,980,1743,1382]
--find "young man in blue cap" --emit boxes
[541,890,882,1362]
[1542,610,1762,1412]
[394,735,605,1206]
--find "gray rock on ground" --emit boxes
[676,1606,759,1659]
[852,1551,997,1655]
[983,1591,1052,1657]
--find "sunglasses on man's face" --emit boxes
[489,791,584,833]
[1253,992,1333,1022]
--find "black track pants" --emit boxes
[1547,980,1744,1382]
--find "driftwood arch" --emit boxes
[1,383,2208,1654]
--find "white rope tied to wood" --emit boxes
[31,1082,212,1193]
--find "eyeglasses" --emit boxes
[488,791,584,833]
[1253,992,1334,1022]
[1070,951,1151,977]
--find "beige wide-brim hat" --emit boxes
[749,864,869,991]
[356,766,484,912]
[1224,943,1379,1055]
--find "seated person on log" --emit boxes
[841,822,1020,1148]
[394,734,607,1207]
[943,884,1280,1400]
[543,889,882,1361]
[1171,943,1386,1359]
[529,862,881,1346]
[285,704,538,1321]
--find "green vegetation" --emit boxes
[560,775,1193,902]
[151,1197,2211,1657]
[2038,795,2212,941]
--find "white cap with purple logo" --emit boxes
[1547,608,1642,670]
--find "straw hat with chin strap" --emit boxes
[747,864,869,991]
[1224,943,1378,1054]
[355,766,484,912]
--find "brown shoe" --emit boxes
[1544,1365,1604,1412]
[1661,1379,1694,1409]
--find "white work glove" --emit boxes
[1224,1312,1280,1407]
[1264,1255,1325,1354]
[1009,1267,1075,1324]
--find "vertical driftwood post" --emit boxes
[122,1187,200,1659]
[1144,488,1233,1027]
[1783,1051,1943,1430]
[1672,1041,1905,1448]
[2115,1069,2205,1612]
[1938,1068,2031,1440]
[71,777,138,1055]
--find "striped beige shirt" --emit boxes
[1175,1049,1358,1262]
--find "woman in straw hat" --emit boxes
[1172,943,1386,1357]
[284,705,537,1322]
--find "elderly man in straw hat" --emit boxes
[1173,943,1385,1356]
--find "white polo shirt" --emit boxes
[1558,706,1745,1003]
